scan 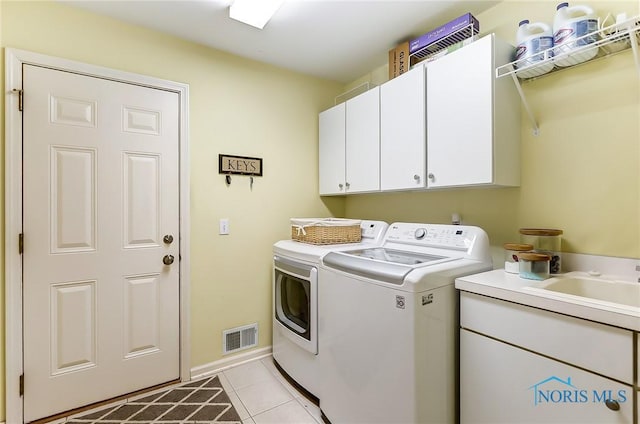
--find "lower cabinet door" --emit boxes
[460,329,633,424]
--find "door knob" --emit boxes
[604,399,620,411]
[163,254,175,265]
[163,234,174,244]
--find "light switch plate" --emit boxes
[219,219,230,235]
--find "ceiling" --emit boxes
[60,0,500,84]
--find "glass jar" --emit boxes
[503,243,534,274]
[519,228,563,274]
[517,252,551,280]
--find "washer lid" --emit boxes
[323,248,455,285]
[342,247,446,265]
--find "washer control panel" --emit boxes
[385,223,477,250]
[360,221,389,243]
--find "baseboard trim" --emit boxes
[190,346,272,380]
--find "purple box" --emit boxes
[409,13,480,58]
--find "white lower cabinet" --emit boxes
[461,329,633,424]
[459,292,636,424]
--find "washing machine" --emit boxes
[319,222,492,424]
[272,220,388,399]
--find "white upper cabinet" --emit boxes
[380,65,426,191]
[345,87,380,193]
[426,34,520,188]
[318,33,520,195]
[319,88,380,196]
[319,103,346,195]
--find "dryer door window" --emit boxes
[275,271,311,341]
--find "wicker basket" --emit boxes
[291,218,362,245]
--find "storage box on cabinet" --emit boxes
[319,88,380,196]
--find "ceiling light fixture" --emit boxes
[229,0,285,29]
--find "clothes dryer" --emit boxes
[272,220,388,399]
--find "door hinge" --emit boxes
[19,374,24,396]
[19,233,24,254]
[12,89,23,112]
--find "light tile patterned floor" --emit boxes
[221,357,321,424]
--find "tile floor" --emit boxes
[221,356,322,424]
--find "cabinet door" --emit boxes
[380,66,426,191]
[426,35,494,188]
[461,329,633,424]
[345,87,380,193]
[319,103,346,195]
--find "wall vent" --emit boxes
[223,323,258,355]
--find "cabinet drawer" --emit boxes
[460,292,633,383]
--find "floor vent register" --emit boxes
[223,323,258,354]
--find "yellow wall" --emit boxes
[0,1,344,420]
[1,0,639,421]
[345,0,640,259]
[0,0,4,420]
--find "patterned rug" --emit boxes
[68,376,242,423]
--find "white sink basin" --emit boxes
[524,273,640,311]
[536,277,640,308]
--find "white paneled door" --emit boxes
[22,65,180,422]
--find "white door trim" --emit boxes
[4,48,191,424]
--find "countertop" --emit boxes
[455,269,640,331]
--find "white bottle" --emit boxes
[553,2,599,67]
[515,19,554,78]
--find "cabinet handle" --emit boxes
[604,399,620,411]
[427,173,435,182]
[345,182,350,188]
[338,183,344,190]
[413,174,420,182]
